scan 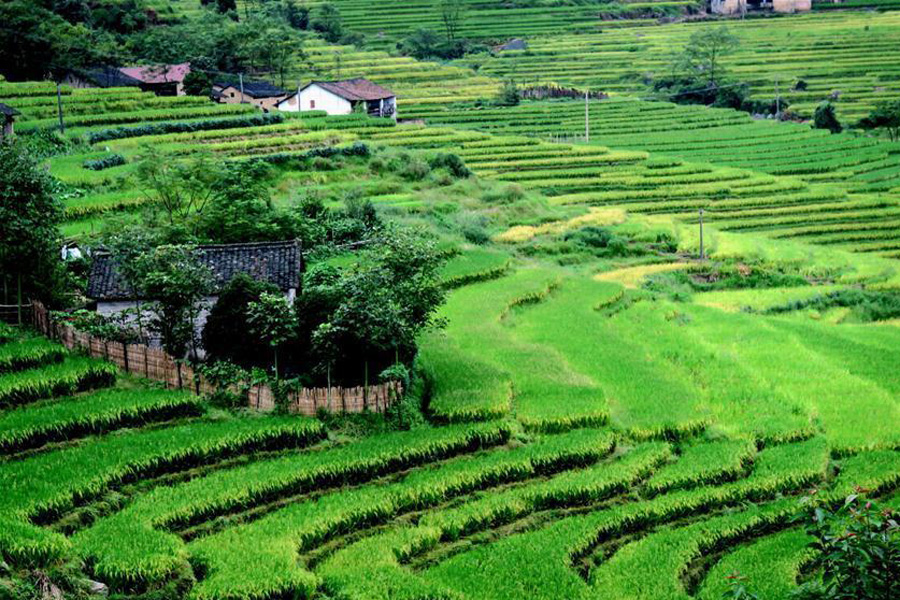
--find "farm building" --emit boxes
[63,66,142,89]
[87,240,302,356]
[212,80,290,112]
[118,62,192,96]
[0,103,20,137]
[277,78,397,118]
[63,63,191,96]
[710,0,810,13]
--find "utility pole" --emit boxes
[239,73,245,105]
[698,208,705,260]
[56,82,65,133]
[775,79,781,118]
[585,89,590,143]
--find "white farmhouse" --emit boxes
[277,78,397,119]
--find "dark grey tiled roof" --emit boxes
[88,241,302,301]
[214,79,288,98]
[74,67,142,88]
[0,103,21,117]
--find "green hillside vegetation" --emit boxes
[2,1,900,599]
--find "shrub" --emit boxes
[428,152,471,178]
[400,159,431,181]
[791,494,899,600]
[496,80,521,107]
[203,274,279,368]
[814,101,843,134]
[83,154,126,171]
[86,113,283,144]
[482,184,525,204]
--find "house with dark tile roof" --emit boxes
[277,78,396,119]
[0,103,20,137]
[212,79,289,112]
[87,241,302,355]
[63,67,142,90]
[63,63,191,96]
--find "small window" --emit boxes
[310,100,316,109]
[230,92,235,98]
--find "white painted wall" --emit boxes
[278,85,353,115]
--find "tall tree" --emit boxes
[0,138,65,315]
[681,26,739,89]
[134,245,214,358]
[858,100,900,142]
[136,147,220,225]
[311,2,343,43]
[438,0,465,41]
[247,291,298,379]
[814,101,843,134]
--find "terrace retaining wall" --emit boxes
[31,301,401,415]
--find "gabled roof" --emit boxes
[87,240,302,301]
[0,103,20,118]
[72,66,142,88]
[303,78,395,101]
[214,79,288,98]
[119,62,191,85]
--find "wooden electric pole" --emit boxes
[775,79,781,117]
[56,83,65,133]
[585,89,590,143]
[698,208,705,260]
[239,73,245,105]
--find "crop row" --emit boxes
[0,416,325,564]
[73,421,513,585]
[0,388,203,454]
[188,435,660,600]
[0,357,118,408]
[0,337,66,373]
[317,437,831,600]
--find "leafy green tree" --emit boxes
[398,28,442,59]
[194,161,297,243]
[100,223,159,341]
[0,138,65,316]
[496,80,521,106]
[244,19,298,87]
[438,0,466,41]
[137,147,220,225]
[182,70,213,96]
[311,2,344,43]
[681,26,739,90]
[792,494,899,600]
[134,245,214,358]
[857,100,900,141]
[247,291,298,379]
[0,1,113,81]
[814,101,843,134]
[203,273,278,367]
[312,225,446,384]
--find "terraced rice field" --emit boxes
[6,77,900,260]
[406,98,900,257]
[326,0,698,48]
[453,10,900,121]
[2,235,899,599]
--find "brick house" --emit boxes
[212,79,290,112]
